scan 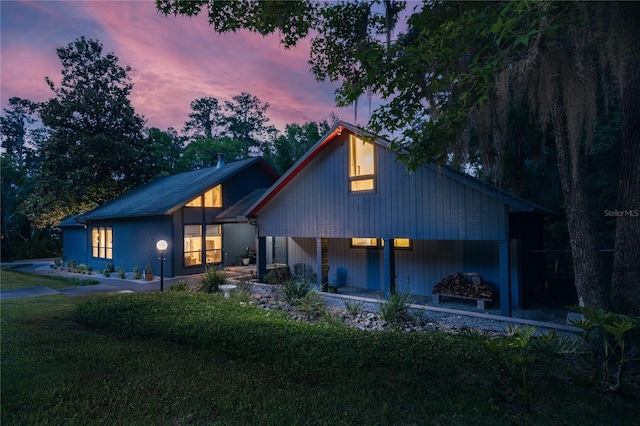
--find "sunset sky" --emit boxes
[1,0,370,133]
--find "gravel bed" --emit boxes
[248,283,579,337]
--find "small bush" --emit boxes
[280,279,311,306]
[264,267,290,284]
[199,266,226,293]
[133,266,142,280]
[76,264,89,274]
[344,299,364,316]
[104,263,115,274]
[378,292,413,324]
[116,267,126,279]
[296,290,325,317]
[169,280,189,292]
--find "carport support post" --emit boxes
[383,238,395,298]
[499,240,512,317]
[257,236,267,282]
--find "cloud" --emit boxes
[2,0,346,133]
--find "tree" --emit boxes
[0,97,38,167]
[178,136,246,171]
[224,92,274,156]
[29,37,153,227]
[143,127,184,176]
[158,1,640,314]
[264,121,330,174]
[183,97,224,139]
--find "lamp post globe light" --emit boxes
[156,239,168,291]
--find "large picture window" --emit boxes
[349,135,376,192]
[185,185,222,208]
[91,226,113,259]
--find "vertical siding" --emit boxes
[86,217,173,277]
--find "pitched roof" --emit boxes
[247,121,552,216]
[215,188,268,223]
[79,157,274,222]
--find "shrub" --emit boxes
[280,279,311,306]
[378,292,413,325]
[296,290,326,317]
[133,266,142,280]
[199,265,226,293]
[473,325,581,413]
[104,263,115,274]
[67,259,76,272]
[344,299,364,316]
[116,267,126,279]
[264,267,290,284]
[76,264,89,274]
[571,306,640,393]
[169,280,189,292]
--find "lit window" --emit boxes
[91,226,113,259]
[352,238,412,249]
[349,135,375,192]
[184,225,202,266]
[185,185,222,208]
[205,225,222,264]
[351,238,378,247]
[393,238,411,248]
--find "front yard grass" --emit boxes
[0,267,99,291]
[2,289,638,425]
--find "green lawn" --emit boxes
[0,267,99,290]
[1,276,638,425]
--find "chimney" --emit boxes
[216,153,225,169]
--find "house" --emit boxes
[247,122,549,316]
[60,155,279,277]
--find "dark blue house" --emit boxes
[248,122,549,316]
[60,156,279,277]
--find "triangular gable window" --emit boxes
[185,184,222,208]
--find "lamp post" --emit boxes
[156,239,168,291]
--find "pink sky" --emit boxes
[1,0,370,133]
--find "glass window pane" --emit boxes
[349,136,375,177]
[185,196,202,207]
[92,228,99,257]
[204,185,222,207]
[350,178,374,192]
[352,238,377,247]
[394,238,411,248]
[184,225,202,266]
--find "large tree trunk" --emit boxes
[552,109,610,311]
[610,58,640,315]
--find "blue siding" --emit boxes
[86,217,173,277]
[257,132,510,241]
[286,238,500,299]
[62,227,88,264]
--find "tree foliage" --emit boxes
[224,92,275,156]
[263,120,330,174]
[29,37,154,227]
[183,97,224,139]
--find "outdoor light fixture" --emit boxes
[156,239,168,291]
